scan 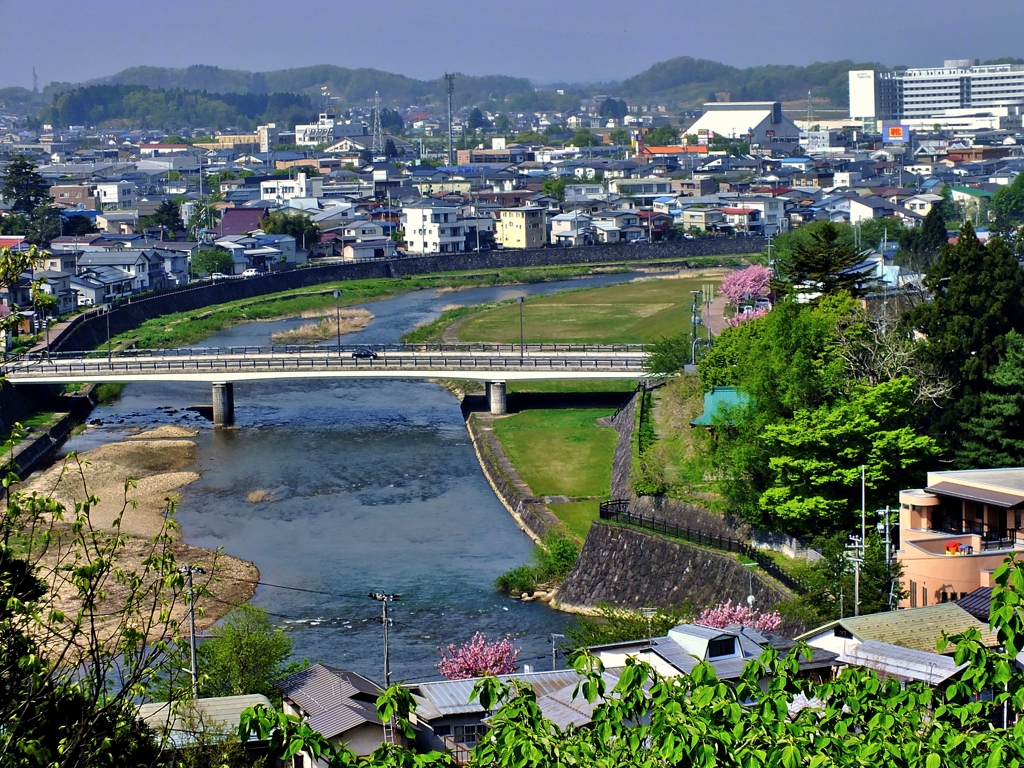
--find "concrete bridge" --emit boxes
[2,344,648,425]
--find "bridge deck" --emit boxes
[3,346,648,384]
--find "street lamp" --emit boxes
[640,607,657,648]
[518,295,525,364]
[333,290,342,357]
[104,304,112,366]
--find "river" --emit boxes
[62,271,639,683]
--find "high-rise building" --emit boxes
[849,60,1024,121]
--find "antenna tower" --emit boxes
[372,91,383,155]
[445,73,456,166]
[806,90,813,128]
[32,66,38,94]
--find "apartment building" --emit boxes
[850,60,1024,121]
[402,200,466,254]
[897,468,1024,609]
[93,181,136,210]
[495,206,546,250]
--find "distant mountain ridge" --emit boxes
[37,56,896,111]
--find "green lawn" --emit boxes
[491,409,617,499]
[549,499,602,540]
[1,412,58,449]
[457,274,723,344]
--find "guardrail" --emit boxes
[19,342,649,362]
[598,500,809,594]
[3,354,648,379]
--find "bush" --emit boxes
[534,533,580,581]
[495,565,537,596]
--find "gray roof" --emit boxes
[841,639,965,685]
[78,250,156,267]
[276,664,382,739]
[138,694,271,748]
[409,669,584,720]
[956,587,993,622]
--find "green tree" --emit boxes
[190,247,234,276]
[959,330,1024,467]
[63,214,98,237]
[644,331,693,376]
[609,128,631,146]
[908,222,1024,440]
[568,129,601,147]
[776,221,876,300]
[384,137,397,158]
[565,603,691,655]
[139,199,184,234]
[758,377,939,534]
[895,206,948,272]
[1,155,48,213]
[171,604,306,702]
[990,170,1024,228]
[31,278,58,319]
[467,107,488,132]
[513,130,547,144]
[643,123,679,145]
[541,176,567,201]
[260,209,320,246]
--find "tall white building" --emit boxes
[401,200,465,254]
[850,60,1024,121]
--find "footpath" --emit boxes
[702,294,730,337]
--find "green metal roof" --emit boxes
[690,386,750,426]
[950,186,994,198]
[798,603,998,654]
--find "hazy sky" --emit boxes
[3,0,1023,89]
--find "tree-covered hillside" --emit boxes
[43,84,313,130]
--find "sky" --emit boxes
[2,0,1024,89]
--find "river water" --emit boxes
[61,272,640,683]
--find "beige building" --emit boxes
[495,206,546,250]
[898,468,1024,609]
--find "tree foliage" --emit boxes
[643,331,692,376]
[609,128,631,146]
[959,330,1024,468]
[696,600,782,632]
[775,221,875,300]
[642,123,679,146]
[437,632,520,680]
[190,247,233,276]
[139,199,184,234]
[894,206,948,272]
[541,176,567,201]
[260,209,320,245]
[565,603,692,653]
[567,129,601,148]
[990,170,1024,228]
[719,265,770,305]
[1,155,48,214]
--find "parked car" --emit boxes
[210,272,228,281]
[242,268,260,278]
[351,347,378,359]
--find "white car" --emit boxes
[210,272,229,281]
[242,269,260,278]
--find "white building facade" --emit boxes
[401,200,466,254]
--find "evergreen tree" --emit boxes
[895,207,948,272]
[776,221,876,300]
[384,137,397,158]
[908,222,1024,440]
[1,155,48,213]
[959,330,1024,467]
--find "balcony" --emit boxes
[927,517,1024,552]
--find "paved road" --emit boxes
[3,345,648,384]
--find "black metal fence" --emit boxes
[598,500,809,594]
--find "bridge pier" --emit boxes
[488,380,507,415]
[211,382,235,427]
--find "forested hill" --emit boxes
[34,57,899,113]
[43,65,569,112]
[620,57,889,105]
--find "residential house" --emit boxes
[495,206,546,250]
[550,211,593,246]
[93,181,137,210]
[138,694,271,752]
[48,234,105,253]
[727,196,785,234]
[344,237,397,260]
[277,664,392,761]
[49,183,94,208]
[593,623,837,682]
[678,178,717,197]
[609,178,678,204]
[848,196,900,225]
[897,468,1024,608]
[718,207,762,233]
[592,210,644,243]
[95,211,138,235]
[77,250,166,293]
[71,267,135,306]
[682,207,724,232]
[216,208,266,237]
[259,172,323,204]
[31,270,77,315]
[948,186,993,219]
[401,200,466,254]
[902,193,943,216]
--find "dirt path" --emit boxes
[703,293,730,337]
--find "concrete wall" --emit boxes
[46,239,764,354]
[554,521,789,613]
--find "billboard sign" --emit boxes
[883,123,910,143]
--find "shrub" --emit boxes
[534,533,580,581]
[495,565,537,596]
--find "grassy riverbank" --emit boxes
[491,408,618,540]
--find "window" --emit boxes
[834,626,853,639]
[922,585,928,607]
[707,637,735,658]
[910,580,917,608]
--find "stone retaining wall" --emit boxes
[554,521,790,613]
[6,390,95,480]
[607,387,640,500]
[46,239,763,354]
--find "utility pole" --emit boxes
[372,91,383,157]
[444,73,456,167]
[369,592,400,686]
[333,290,342,357]
[549,633,565,671]
[640,607,657,648]
[179,565,205,697]
[518,296,525,364]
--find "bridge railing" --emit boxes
[17,342,650,362]
[3,353,649,377]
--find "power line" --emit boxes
[369,592,400,686]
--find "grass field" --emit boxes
[548,499,602,540]
[506,379,637,394]
[1,411,58,449]
[456,273,724,344]
[491,409,617,500]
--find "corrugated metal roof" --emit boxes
[925,481,1024,508]
[275,664,383,739]
[138,694,271,748]
[409,669,585,719]
[798,604,999,653]
[842,639,965,685]
[956,587,993,622]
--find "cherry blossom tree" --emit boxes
[696,600,782,632]
[437,632,521,680]
[720,265,771,306]
[726,306,769,327]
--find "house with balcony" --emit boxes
[897,468,1024,609]
[495,205,546,250]
[401,200,466,254]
